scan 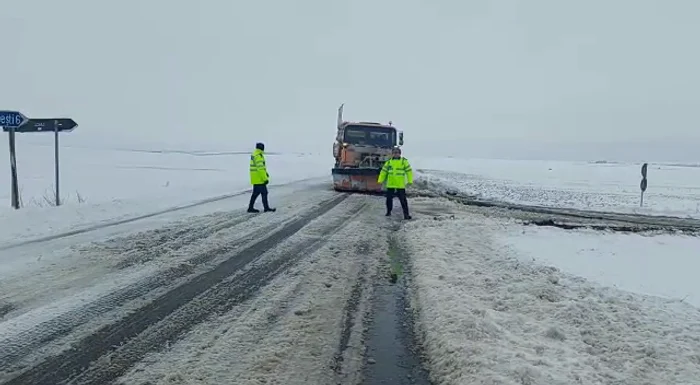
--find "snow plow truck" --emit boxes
[332,103,404,193]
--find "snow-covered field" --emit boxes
[404,197,700,385]
[498,226,700,307]
[414,157,700,219]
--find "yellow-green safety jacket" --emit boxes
[249,148,269,185]
[378,157,413,189]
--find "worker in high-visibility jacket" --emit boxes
[377,147,413,219]
[248,142,276,213]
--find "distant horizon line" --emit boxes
[10,141,700,166]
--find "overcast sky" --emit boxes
[1,0,698,161]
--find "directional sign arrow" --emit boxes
[3,118,79,133]
[0,110,28,129]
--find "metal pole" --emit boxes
[54,120,60,206]
[640,191,644,207]
[9,126,20,209]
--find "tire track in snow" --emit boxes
[0,192,345,372]
[72,199,368,385]
[0,210,287,371]
[0,213,255,325]
[113,198,376,385]
[0,303,15,320]
[332,242,370,378]
[0,184,337,317]
[2,193,350,385]
[244,207,368,331]
[87,209,256,269]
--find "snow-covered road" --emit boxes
[2,179,700,385]
[0,183,388,385]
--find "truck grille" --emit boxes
[359,153,385,167]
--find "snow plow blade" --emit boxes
[332,168,384,194]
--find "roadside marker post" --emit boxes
[640,163,648,207]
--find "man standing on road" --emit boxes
[248,142,276,213]
[378,147,413,219]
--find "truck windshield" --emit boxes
[343,125,395,147]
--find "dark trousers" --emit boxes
[249,184,270,210]
[386,188,410,217]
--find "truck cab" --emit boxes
[331,104,404,193]
[333,104,403,169]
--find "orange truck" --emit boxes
[332,103,404,193]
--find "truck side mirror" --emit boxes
[398,132,404,146]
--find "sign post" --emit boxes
[0,110,29,209]
[17,118,78,206]
[9,128,19,209]
[640,162,648,207]
[2,116,78,208]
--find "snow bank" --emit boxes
[413,157,700,219]
[0,142,329,244]
[403,205,700,385]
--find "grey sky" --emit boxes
[1,0,698,161]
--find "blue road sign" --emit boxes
[0,110,28,129]
[3,118,79,133]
